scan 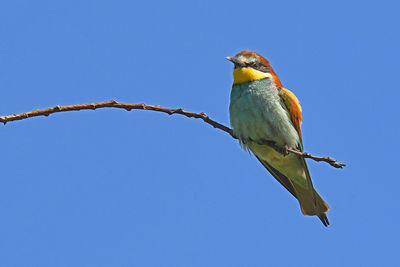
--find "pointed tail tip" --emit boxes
[317,213,330,227]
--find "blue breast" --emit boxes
[229,79,300,147]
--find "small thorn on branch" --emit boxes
[200,112,208,119]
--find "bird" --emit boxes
[227,50,330,226]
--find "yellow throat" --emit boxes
[233,67,272,85]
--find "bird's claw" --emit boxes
[279,145,290,156]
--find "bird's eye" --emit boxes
[248,62,258,67]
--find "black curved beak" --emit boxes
[226,56,245,67]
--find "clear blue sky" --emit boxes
[1,0,399,266]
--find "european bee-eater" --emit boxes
[227,50,330,226]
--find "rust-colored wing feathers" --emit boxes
[279,88,303,142]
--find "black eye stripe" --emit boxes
[247,62,269,73]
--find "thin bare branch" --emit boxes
[258,140,346,168]
[286,148,346,168]
[0,100,345,168]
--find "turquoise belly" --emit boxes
[229,79,299,148]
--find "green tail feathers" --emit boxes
[255,155,330,227]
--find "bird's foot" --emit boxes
[279,145,290,156]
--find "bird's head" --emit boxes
[226,50,282,87]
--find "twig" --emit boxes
[0,100,345,168]
[258,140,346,168]
[286,148,346,168]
